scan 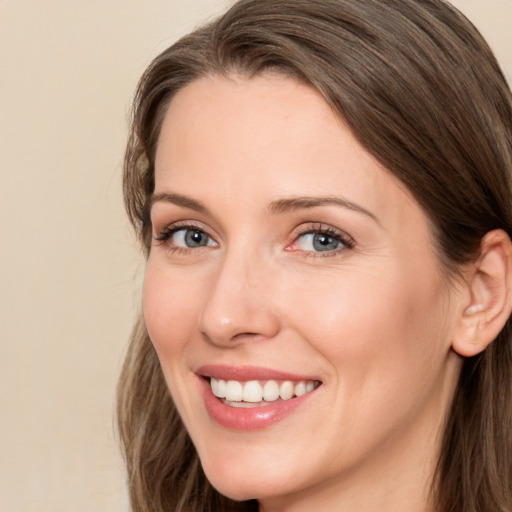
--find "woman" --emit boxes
[117,1,512,511]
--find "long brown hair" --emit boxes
[117,1,512,510]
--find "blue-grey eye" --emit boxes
[172,228,215,248]
[297,232,341,252]
[314,233,340,251]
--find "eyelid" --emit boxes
[153,220,218,246]
[286,223,355,255]
[152,219,354,257]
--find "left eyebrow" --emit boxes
[149,192,208,213]
[268,196,379,224]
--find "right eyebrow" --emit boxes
[268,195,380,225]
[149,192,208,213]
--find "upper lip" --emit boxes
[196,364,321,382]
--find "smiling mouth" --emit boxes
[208,377,322,408]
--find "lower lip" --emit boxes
[199,377,317,430]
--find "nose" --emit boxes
[198,251,281,347]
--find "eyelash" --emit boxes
[153,222,355,257]
[153,221,215,254]
[288,223,355,258]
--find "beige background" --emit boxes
[1,1,511,511]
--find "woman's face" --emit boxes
[144,74,464,508]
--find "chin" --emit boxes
[198,444,307,503]
[206,473,281,503]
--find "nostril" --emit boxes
[197,264,281,346]
[234,331,259,338]
[200,330,263,347]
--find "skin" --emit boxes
[144,74,467,512]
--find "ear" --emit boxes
[452,229,512,357]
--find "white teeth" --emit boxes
[211,378,226,398]
[216,378,226,398]
[211,378,219,397]
[210,377,320,403]
[225,380,243,402]
[279,381,294,400]
[294,381,307,397]
[243,380,263,403]
[263,380,280,401]
[224,400,272,408]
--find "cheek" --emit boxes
[276,262,455,459]
[142,262,201,359]
[142,262,211,423]
[281,261,451,383]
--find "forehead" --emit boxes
[154,74,420,227]
[155,73,346,171]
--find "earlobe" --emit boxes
[452,230,512,358]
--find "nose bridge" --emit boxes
[198,243,280,346]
